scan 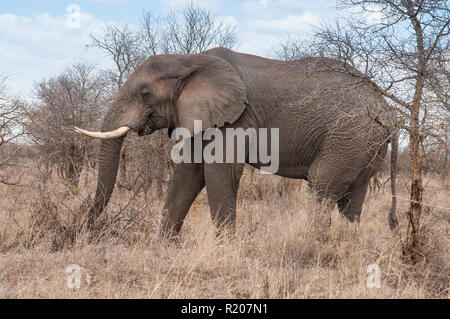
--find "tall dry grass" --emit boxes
[0,162,448,298]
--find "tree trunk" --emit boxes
[406,127,423,260]
[404,7,425,260]
[405,71,424,261]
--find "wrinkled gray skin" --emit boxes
[86,47,398,236]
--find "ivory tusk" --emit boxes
[73,126,131,139]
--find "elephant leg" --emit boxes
[204,163,244,231]
[160,162,205,238]
[337,181,369,222]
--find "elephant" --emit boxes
[74,47,399,237]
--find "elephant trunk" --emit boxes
[87,136,124,228]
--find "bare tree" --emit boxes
[89,24,143,93]
[25,63,107,187]
[163,4,237,54]
[277,0,449,260]
[139,11,164,56]
[0,76,26,185]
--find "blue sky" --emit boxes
[0,0,338,98]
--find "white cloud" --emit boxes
[240,0,336,19]
[160,0,222,12]
[247,12,320,33]
[0,12,112,99]
[89,0,135,3]
[341,3,384,26]
[236,31,287,57]
[365,4,383,26]
[215,15,239,28]
[233,12,320,58]
[232,0,336,58]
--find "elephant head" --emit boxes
[74,53,247,227]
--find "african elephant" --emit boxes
[75,47,399,236]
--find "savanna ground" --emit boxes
[0,161,448,298]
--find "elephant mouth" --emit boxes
[138,114,155,136]
[138,122,155,136]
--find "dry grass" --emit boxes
[0,163,448,298]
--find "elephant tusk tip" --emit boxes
[73,126,91,137]
[73,126,83,134]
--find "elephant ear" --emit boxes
[175,54,247,135]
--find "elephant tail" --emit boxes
[389,130,399,230]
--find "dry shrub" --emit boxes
[0,164,162,253]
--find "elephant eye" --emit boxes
[141,88,152,101]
